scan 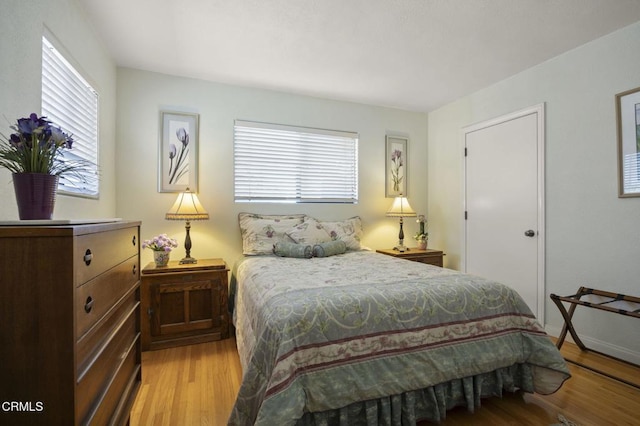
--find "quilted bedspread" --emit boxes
[229,251,570,425]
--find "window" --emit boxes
[42,35,99,197]
[234,120,358,203]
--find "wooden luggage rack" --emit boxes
[550,287,640,388]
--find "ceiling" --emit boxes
[79,0,640,113]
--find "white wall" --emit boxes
[428,22,640,362]
[0,0,118,220]
[115,68,428,267]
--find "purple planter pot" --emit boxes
[12,173,59,220]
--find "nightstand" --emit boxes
[376,248,444,266]
[140,258,229,351]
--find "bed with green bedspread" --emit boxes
[229,250,570,425]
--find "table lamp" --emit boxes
[165,188,209,264]
[386,195,417,252]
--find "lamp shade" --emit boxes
[165,189,210,221]
[386,196,417,218]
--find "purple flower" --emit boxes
[142,233,178,252]
[168,128,190,184]
[0,112,85,176]
[50,126,73,149]
[264,225,275,238]
[390,149,404,191]
[9,133,22,147]
[17,113,42,135]
[176,128,189,147]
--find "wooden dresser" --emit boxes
[0,220,141,425]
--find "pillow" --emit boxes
[317,216,363,251]
[273,242,313,259]
[312,240,347,258]
[238,213,305,255]
[286,217,332,245]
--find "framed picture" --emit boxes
[385,135,408,197]
[616,87,640,197]
[158,110,199,193]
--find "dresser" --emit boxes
[141,258,229,351]
[376,248,444,266]
[0,221,141,425]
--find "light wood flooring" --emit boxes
[130,337,640,425]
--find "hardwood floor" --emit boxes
[130,338,640,425]
[130,338,242,425]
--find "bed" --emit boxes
[228,214,570,425]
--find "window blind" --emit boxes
[623,152,640,193]
[234,120,358,203]
[42,36,99,198]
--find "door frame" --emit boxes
[460,103,546,322]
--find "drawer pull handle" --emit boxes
[132,235,137,246]
[132,264,137,275]
[84,296,94,313]
[84,249,93,266]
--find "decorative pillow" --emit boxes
[286,217,332,245]
[318,216,363,251]
[238,213,305,255]
[273,242,313,258]
[312,240,347,258]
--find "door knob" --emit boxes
[524,230,535,237]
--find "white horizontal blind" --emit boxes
[234,120,358,203]
[42,36,99,197]
[623,152,640,194]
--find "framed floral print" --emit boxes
[385,135,408,197]
[616,86,640,197]
[158,110,199,193]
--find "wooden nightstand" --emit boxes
[140,258,229,351]
[376,248,444,266]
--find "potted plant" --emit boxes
[414,214,428,249]
[0,113,91,220]
[142,234,179,267]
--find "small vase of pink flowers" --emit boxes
[142,234,178,267]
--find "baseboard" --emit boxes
[545,324,640,365]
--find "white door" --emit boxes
[463,104,545,322]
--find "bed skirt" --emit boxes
[297,363,537,426]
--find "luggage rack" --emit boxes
[550,287,640,389]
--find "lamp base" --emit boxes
[392,218,411,253]
[179,256,198,264]
[179,220,198,264]
[393,239,410,252]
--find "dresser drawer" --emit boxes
[414,257,443,267]
[74,226,139,286]
[86,340,140,426]
[77,285,139,377]
[76,256,139,339]
[76,304,138,423]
